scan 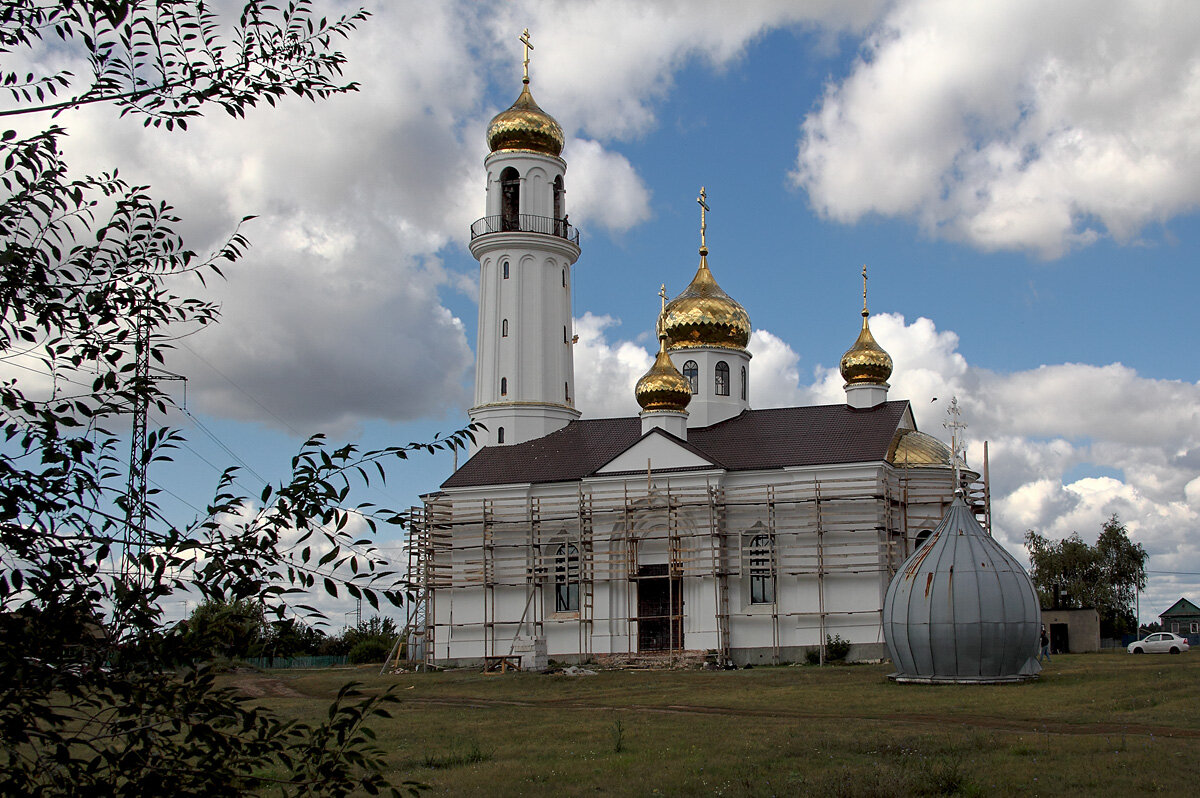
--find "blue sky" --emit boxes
[10,1,1199,626]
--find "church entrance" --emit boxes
[636,564,682,652]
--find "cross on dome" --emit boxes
[697,186,709,252]
[519,28,534,83]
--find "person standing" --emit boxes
[1039,625,1051,663]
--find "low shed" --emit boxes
[1040,609,1100,654]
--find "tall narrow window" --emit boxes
[715,361,730,396]
[553,175,565,226]
[500,377,508,396]
[502,319,509,337]
[746,531,775,605]
[497,427,505,444]
[500,167,520,231]
[555,542,579,612]
[740,366,747,401]
[563,325,568,343]
[565,381,570,402]
[683,360,698,394]
[502,260,510,279]
[562,268,566,287]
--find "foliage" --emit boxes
[825,633,851,661]
[348,638,391,665]
[805,634,851,664]
[1025,515,1147,635]
[0,2,473,795]
[182,598,269,659]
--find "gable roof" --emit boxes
[1159,597,1200,618]
[443,401,911,488]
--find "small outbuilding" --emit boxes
[1039,608,1100,653]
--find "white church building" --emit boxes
[407,41,985,668]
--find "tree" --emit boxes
[1025,514,1147,636]
[182,598,269,660]
[0,3,470,794]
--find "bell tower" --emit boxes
[468,30,581,452]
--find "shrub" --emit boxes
[348,639,391,664]
[826,634,851,661]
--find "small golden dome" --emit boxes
[636,336,692,412]
[887,429,953,468]
[840,308,893,384]
[660,250,751,351]
[486,81,564,157]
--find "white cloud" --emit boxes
[572,313,652,418]
[794,0,1200,257]
[563,139,652,234]
[488,0,884,141]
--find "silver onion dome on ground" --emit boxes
[882,497,1041,683]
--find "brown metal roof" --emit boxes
[443,401,911,488]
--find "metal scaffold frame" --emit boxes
[405,468,986,667]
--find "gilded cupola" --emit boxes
[486,29,564,157]
[660,188,751,351]
[636,334,693,413]
[839,266,892,385]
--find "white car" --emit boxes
[1127,632,1190,654]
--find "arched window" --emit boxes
[746,531,775,605]
[740,366,747,401]
[500,377,508,396]
[683,360,698,394]
[563,325,568,343]
[915,529,933,549]
[497,427,505,444]
[500,167,520,231]
[562,268,566,287]
[715,361,730,396]
[502,319,509,337]
[555,542,579,612]
[502,260,510,279]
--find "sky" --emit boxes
[8,0,1200,628]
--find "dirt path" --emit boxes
[398,694,1200,739]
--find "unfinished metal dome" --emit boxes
[883,496,1041,683]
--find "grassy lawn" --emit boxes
[230,652,1198,796]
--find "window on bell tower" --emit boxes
[503,260,509,279]
[683,361,698,394]
[500,167,520,231]
[500,377,508,396]
[741,366,747,401]
[715,361,730,396]
[502,319,509,337]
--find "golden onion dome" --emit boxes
[486,80,564,157]
[660,250,751,351]
[840,307,893,385]
[887,429,953,468]
[636,335,692,412]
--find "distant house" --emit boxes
[1158,598,1200,636]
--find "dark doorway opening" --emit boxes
[636,564,682,652]
[1050,622,1069,655]
[500,167,520,231]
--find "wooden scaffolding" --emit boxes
[406,468,986,667]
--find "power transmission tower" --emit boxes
[124,316,185,587]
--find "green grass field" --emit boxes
[230,652,1199,796]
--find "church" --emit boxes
[406,36,986,668]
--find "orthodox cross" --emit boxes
[861,264,869,315]
[943,396,967,492]
[697,186,709,250]
[520,28,534,82]
[656,283,668,335]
